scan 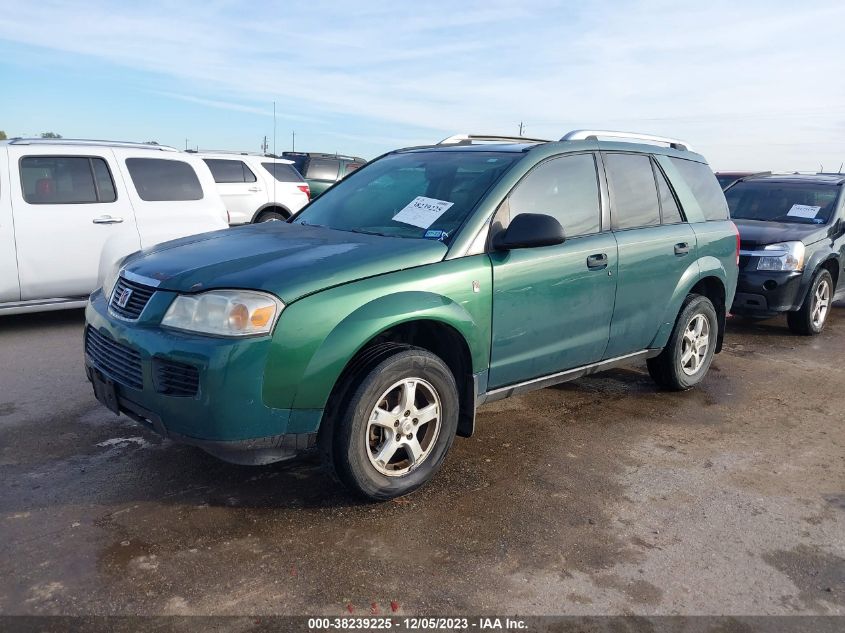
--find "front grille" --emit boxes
[109,277,156,320]
[85,327,143,389]
[153,358,200,397]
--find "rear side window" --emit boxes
[604,153,660,229]
[344,162,363,176]
[125,158,203,201]
[508,153,601,237]
[262,162,305,183]
[203,159,256,183]
[307,158,340,181]
[668,157,728,221]
[655,165,684,224]
[20,156,116,204]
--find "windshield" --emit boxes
[292,151,519,241]
[726,181,840,224]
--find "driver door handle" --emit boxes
[92,215,123,224]
[587,253,608,270]
[248,187,262,192]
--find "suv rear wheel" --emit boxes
[256,210,287,223]
[787,269,832,335]
[647,294,718,391]
[332,348,459,500]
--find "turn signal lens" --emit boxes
[162,290,283,337]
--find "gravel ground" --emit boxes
[0,307,842,616]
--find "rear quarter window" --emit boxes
[125,158,203,201]
[262,163,304,183]
[203,159,256,183]
[668,157,728,221]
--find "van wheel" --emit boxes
[332,349,459,501]
[256,210,286,223]
[787,269,832,335]
[647,294,718,391]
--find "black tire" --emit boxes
[332,348,459,501]
[787,269,833,336]
[256,210,287,223]
[647,294,718,391]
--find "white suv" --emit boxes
[0,138,228,315]
[196,152,311,224]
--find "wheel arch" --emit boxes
[251,203,292,223]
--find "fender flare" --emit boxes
[251,203,292,223]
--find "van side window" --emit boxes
[203,159,256,184]
[668,157,728,221]
[126,158,203,202]
[20,156,117,204]
[604,153,660,229]
[654,163,684,224]
[508,154,601,237]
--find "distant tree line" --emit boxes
[0,131,62,140]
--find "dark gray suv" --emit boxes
[727,173,845,334]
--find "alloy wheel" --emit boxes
[366,378,442,477]
[680,313,710,376]
[811,279,831,329]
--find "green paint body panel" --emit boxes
[85,138,739,454]
[488,232,618,387]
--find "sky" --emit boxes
[1,0,844,171]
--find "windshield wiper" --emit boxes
[343,228,393,238]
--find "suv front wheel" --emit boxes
[647,294,718,391]
[332,348,459,500]
[787,269,833,335]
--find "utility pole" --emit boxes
[185,138,189,150]
[292,130,296,152]
[518,122,524,137]
[261,135,269,154]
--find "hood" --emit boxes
[733,219,829,249]
[123,222,448,302]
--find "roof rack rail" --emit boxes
[6,138,179,151]
[187,149,281,158]
[561,129,694,152]
[438,134,551,145]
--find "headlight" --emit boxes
[161,290,283,337]
[756,241,805,272]
[102,258,125,300]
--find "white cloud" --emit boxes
[0,0,843,169]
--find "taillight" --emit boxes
[730,220,740,265]
[297,184,311,201]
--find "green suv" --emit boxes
[282,152,366,198]
[85,130,738,500]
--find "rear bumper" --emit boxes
[84,289,319,463]
[730,270,805,316]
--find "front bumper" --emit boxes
[730,269,805,317]
[84,289,317,464]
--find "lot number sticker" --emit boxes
[786,204,821,219]
[393,196,454,229]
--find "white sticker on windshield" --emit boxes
[392,196,454,229]
[786,204,821,218]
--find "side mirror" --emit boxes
[493,213,566,251]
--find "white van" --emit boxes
[194,151,310,224]
[0,139,228,315]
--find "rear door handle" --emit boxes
[674,242,690,256]
[92,215,123,224]
[248,187,262,192]
[587,253,608,270]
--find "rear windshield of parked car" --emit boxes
[306,158,340,181]
[669,157,728,220]
[726,181,840,224]
[125,158,203,201]
[262,163,305,183]
[20,156,117,204]
[293,151,520,241]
